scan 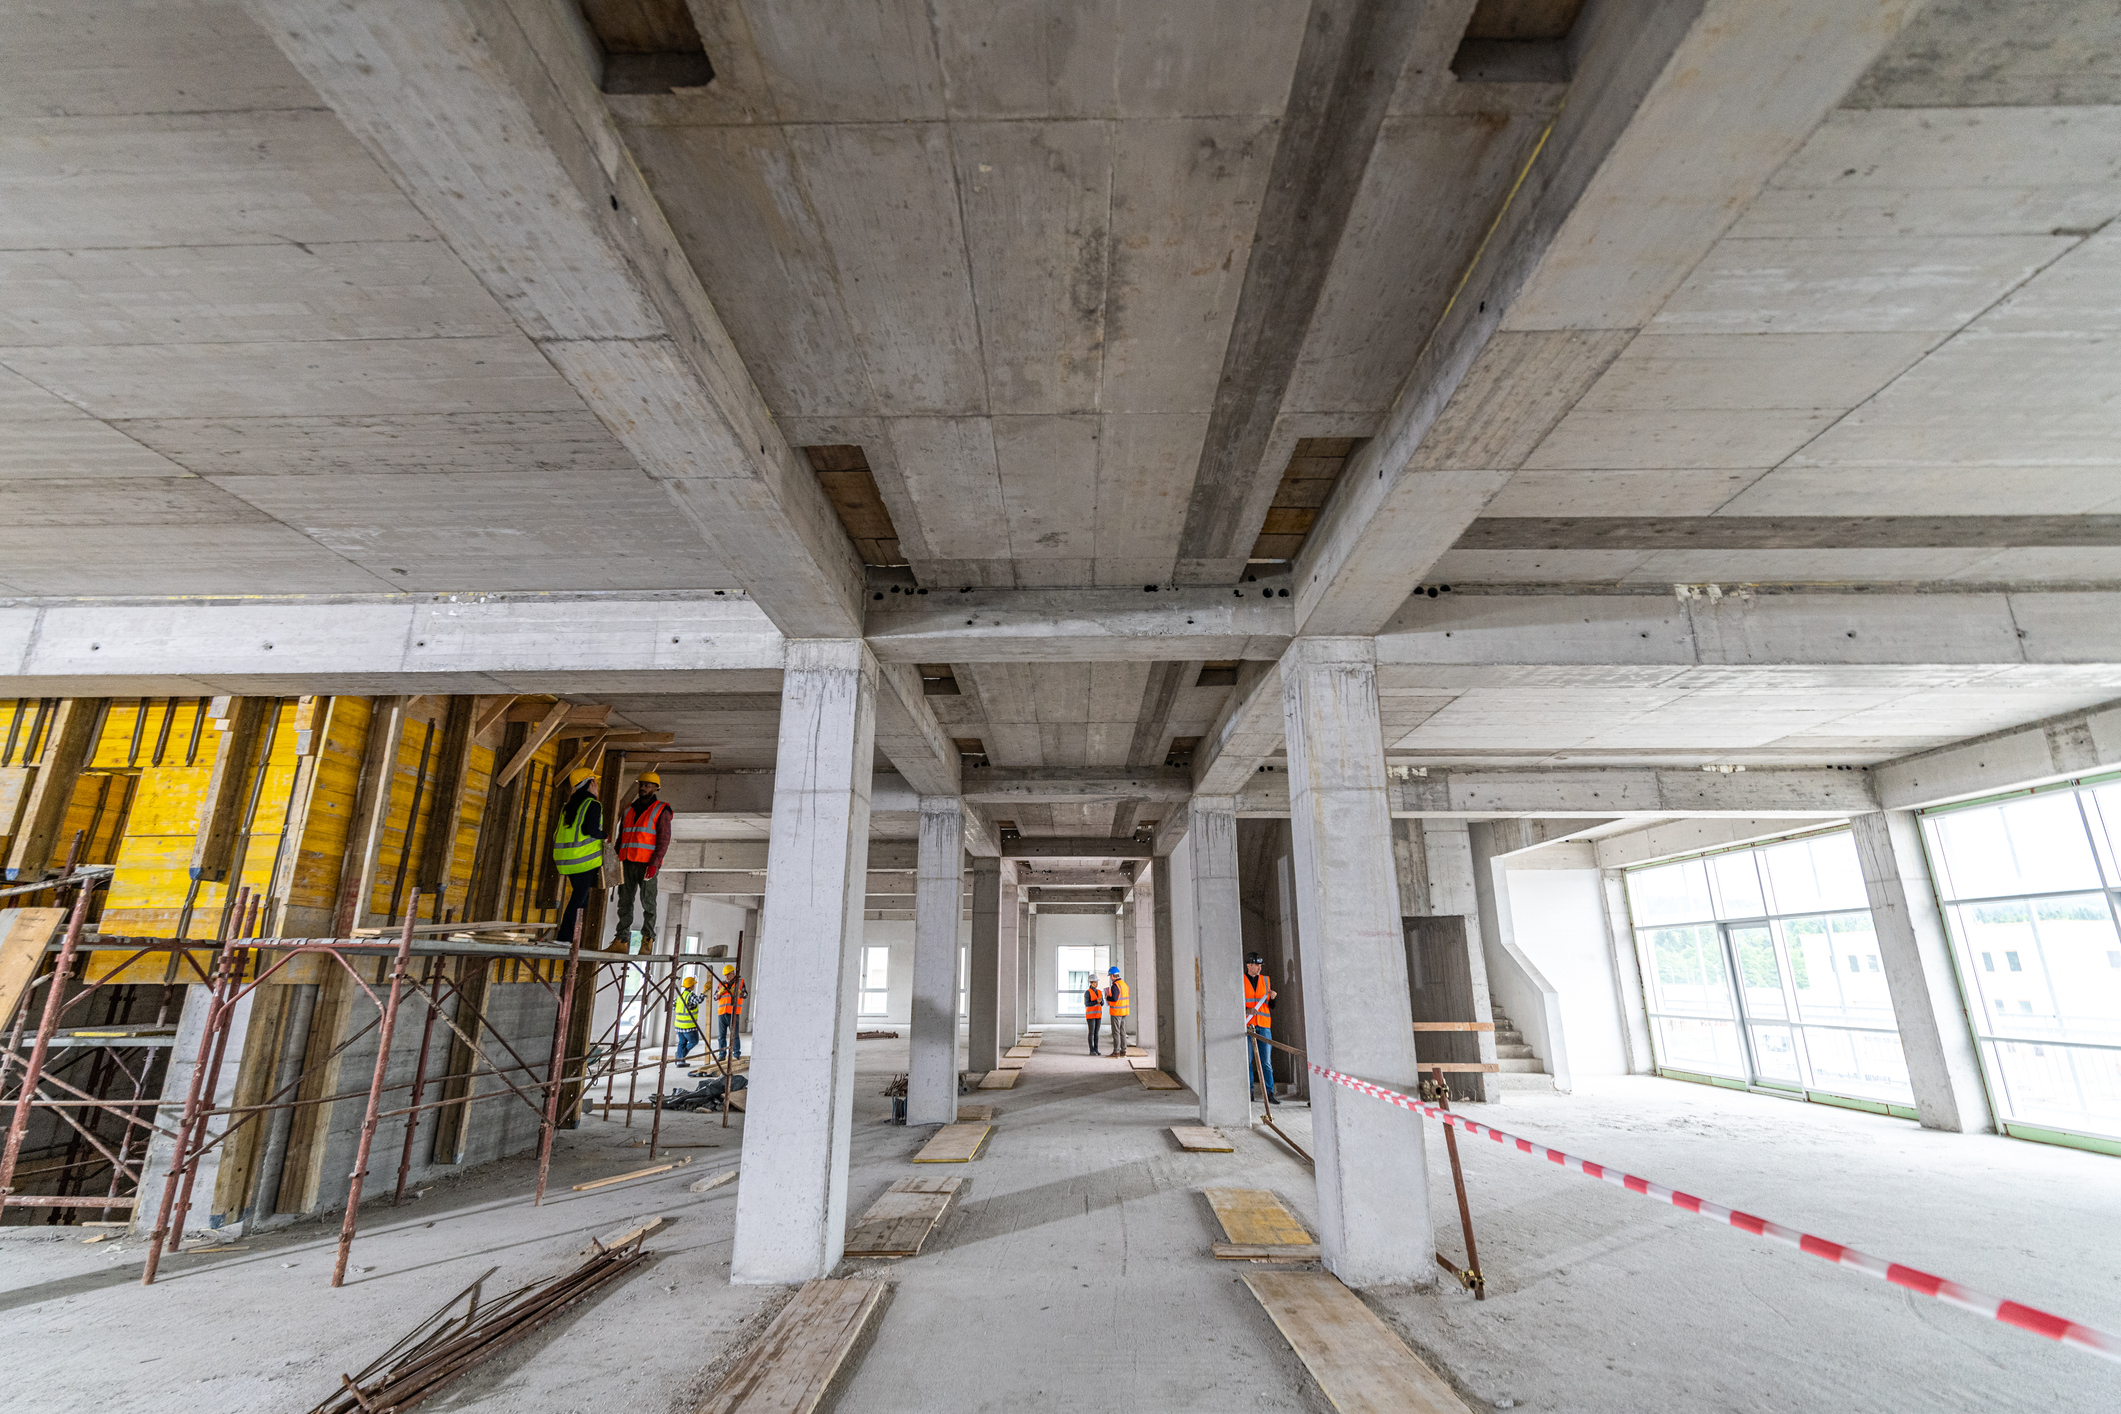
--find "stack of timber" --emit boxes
[1204,1187,1320,1261]
[698,1278,886,1414]
[844,1174,962,1257]
[307,1239,649,1413]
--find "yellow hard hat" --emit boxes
[566,765,596,788]
[722,964,735,976]
[637,770,661,787]
[680,976,696,988]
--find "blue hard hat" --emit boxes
[1108,966,1120,974]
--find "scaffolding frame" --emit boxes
[0,884,712,1289]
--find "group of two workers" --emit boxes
[1089,953,1281,1099]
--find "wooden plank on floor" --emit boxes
[976,1070,1018,1090]
[1242,1272,1466,1413]
[1171,1125,1234,1152]
[996,1056,1026,1069]
[1004,1045,1035,1058]
[956,1104,997,1121]
[845,1181,957,1257]
[698,1277,887,1414]
[1135,1068,1183,1089]
[1204,1188,1313,1247]
[1128,1055,1159,1070]
[912,1122,991,1162]
[889,1173,964,1196]
[1214,1242,1322,1261]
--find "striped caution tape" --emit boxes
[1309,1059,2121,1366]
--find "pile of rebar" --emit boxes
[306,1237,650,1413]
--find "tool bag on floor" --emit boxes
[659,1073,747,1112]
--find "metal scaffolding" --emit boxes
[0,884,711,1289]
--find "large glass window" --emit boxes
[1923,783,2121,1144]
[1628,830,1914,1108]
[858,946,891,1017]
[1056,945,1109,1017]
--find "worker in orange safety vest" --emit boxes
[1083,975,1106,1055]
[1103,965,1130,1056]
[1244,952,1278,1101]
[712,963,747,1061]
[612,770,672,949]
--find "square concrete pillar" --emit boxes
[1851,811,1993,1133]
[1130,867,1161,1066]
[1188,795,1251,1126]
[998,867,1021,1044]
[1280,636,1432,1288]
[967,858,1002,1073]
[1151,856,1177,1065]
[908,797,963,1126]
[730,641,877,1285]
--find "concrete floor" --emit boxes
[2,1034,2116,1413]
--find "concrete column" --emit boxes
[908,798,963,1126]
[1131,868,1160,1065]
[967,858,1002,1073]
[1279,637,1430,1288]
[1598,869,1655,1075]
[1018,900,1035,1031]
[1119,890,1140,1052]
[1151,857,1177,1064]
[739,905,760,1036]
[1187,795,1250,1126]
[997,866,1021,1045]
[1420,820,1500,1100]
[729,641,877,1285]
[1850,811,1993,1133]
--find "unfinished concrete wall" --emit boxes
[1502,856,1631,1079]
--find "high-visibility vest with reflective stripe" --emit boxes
[1245,972,1272,1029]
[674,989,703,1032]
[552,795,602,875]
[715,976,746,1016]
[1084,985,1104,1019]
[617,798,670,863]
[1106,978,1130,1017]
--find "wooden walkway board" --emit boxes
[976,1069,1018,1090]
[1204,1188,1313,1247]
[1004,1045,1035,1058]
[996,1056,1026,1069]
[1135,1068,1183,1089]
[1171,1125,1234,1152]
[1126,1046,1148,1056]
[956,1104,996,1121]
[845,1177,961,1257]
[1214,1241,1321,1261]
[1242,1272,1466,1414]
[698,1277,887,1414]
[912,1122,991,1163]
[1128,1054,1160,1070]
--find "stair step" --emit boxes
[1495,1044,1535,1060]
[1494,1058,1546,1073]
[1493,1029,1524,1046]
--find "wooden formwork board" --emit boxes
[976,1069,1018,1090]
[1170,1125,1233,1153]
[845,1175,962,1257]
[912,1123,991,1163]
[1134,1068,1183,1090]
[698,1277,887,1414]
[1204,1188,1313,1247]
[1242,1272,1465,1413]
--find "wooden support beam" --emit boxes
[186,697,271,885]
[505,703,608,726]
[470,694,519,740]
[415,695,478,910]
[2,698,105,880]
[465,719,527,925]
[496,701,571,788]
[333,697,405,937]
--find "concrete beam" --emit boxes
[1293,1,1919,637]
[1591,817,1845,871]
[1192,660,1285,797]
[1008,870,1133,889]
[873,660,961,799]
[252,0,865,638]
[962,767,1192,804]
[865,585,1292,663]
[1234,767,1875,818]
[660,839,918,873]
[1000,837,1152,860]
[1875,698,2121,810]
[0,595,783,696]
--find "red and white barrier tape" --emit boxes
[1309,1059,2121,1366]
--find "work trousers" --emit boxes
[675,1027,703,1063]
[557,871,598,945]
[613,860,657,946]
[1249,1027,1276,1097]
[1086,1016,1102,1054]
[716,1011,741,1059]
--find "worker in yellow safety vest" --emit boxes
[612,770,672,949]
[1104,965,1131,1056]
[713,963,747,1061]
[1083,975,1106,1055]
[550,766,605,946]
[673,976,705,1063]
[1244,952,1278,1100]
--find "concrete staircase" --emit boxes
[1491,1006,1554,1092]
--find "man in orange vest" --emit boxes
[612,770,672,949]
[1244,952,1278,1101]
[712,963,747,1061]
[1083,975,1106,1055]
[1104,965,1131,1056]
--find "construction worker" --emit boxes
[1245,951,1278,1100]
[673,976,705,1063]
[550,766,605,946]
[1084,974,1106,1055]
[1104,965,1130,1056]
[713,963,747,1060]
[612,769,672,948]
